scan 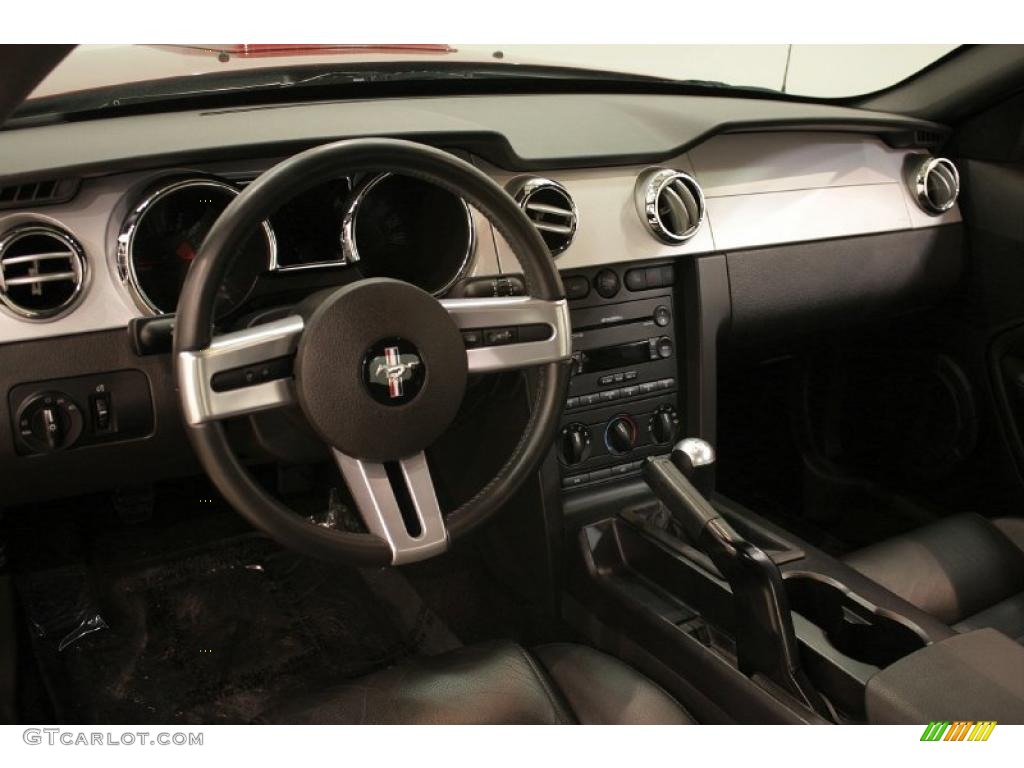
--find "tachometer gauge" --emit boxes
[342,172,474,295]
[117,177,275,318]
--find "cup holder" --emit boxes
[785,573,928,668]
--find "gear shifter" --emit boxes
[671,437,716,498]
[643,439,829,717]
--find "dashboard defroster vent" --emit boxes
[634,168,705,244]
[507,177,578,256]
[0,225,86,320]
[909,156,960,214]
[0,178,79,210]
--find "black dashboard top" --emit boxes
[0,92,947,184]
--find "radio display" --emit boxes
[576,340,652,375]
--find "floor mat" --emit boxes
[18,535,439,724]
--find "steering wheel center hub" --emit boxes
[294,278,467,461]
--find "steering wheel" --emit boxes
[173,138,572,566]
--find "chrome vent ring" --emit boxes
[0,224,86,320]
[507,177,578,256]
[635,168,705,244]
[911,156,960,214]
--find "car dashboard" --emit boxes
[0,91,963,504]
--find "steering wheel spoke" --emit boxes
[178,314,304,425]
[333,449,448,565]
[440,296,572,373]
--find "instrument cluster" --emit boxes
[116,171,476,318]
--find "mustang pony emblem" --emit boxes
[373,346,421,399]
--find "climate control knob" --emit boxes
[605,415,638,455]
[559,423,593,465]
[649,405,680,445]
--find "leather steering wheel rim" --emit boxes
[173,138,571,566]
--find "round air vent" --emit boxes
[634,168,705,244]
[910,156,960,214]
[0,224,86,320]
[506,177,578,256]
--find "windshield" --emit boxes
[24,43,960,114]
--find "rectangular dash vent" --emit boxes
[0,178,79,210]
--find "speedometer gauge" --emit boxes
[117,177,275,318]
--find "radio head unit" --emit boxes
[556,261,682,491]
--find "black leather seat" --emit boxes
[844,514,1024,642]
[269,640,694,724]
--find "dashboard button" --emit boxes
[562,473,589,489]
[624,370,638,381]
[624,268,647,291]
[654,305,672,327]
[564,275,591,300]
[484,328,517,345]
[91,393,112,432]
[589,468,612,481]
[644,266,664,287]
[594,269,620,299]
[462,330,483,347]
[566,397,580,409]
[621,385,640,398]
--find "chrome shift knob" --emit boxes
[671,438,716,497]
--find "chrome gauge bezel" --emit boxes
[340,171,476,296]
[268,175,353,272]
[117,176,277,316]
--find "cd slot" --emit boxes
[570,296,670,333]
[573,320,658,351]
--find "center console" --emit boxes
[557,262,681,491]
[547,265,975,721]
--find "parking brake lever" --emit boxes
[643,440,829,718]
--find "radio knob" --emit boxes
[605,415,638,455]
[559,423,592,465]
[657,336,674,359]
[649,405,680,444]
